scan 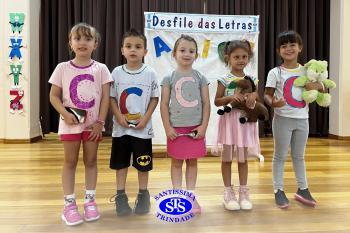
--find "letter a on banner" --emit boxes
[153,36,171,57]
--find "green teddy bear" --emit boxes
[294,59,336,107]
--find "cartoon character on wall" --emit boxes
[8,64,23,89]
[9,13,25,34]
[10,89,24,114]
[9,36,25,62]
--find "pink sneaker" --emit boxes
[239,186,253,210]
[61,203,83,226]
[84,201,100,222]
[223,186,240,210]
[191,199,201,214]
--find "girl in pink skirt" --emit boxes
[160,35,210,214]
[214,40,260,211]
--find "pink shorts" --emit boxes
[167,126,207,160]
[60,131,102,142]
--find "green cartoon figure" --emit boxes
[9,13,25,34]
[9,64,23,89]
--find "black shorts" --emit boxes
[110,135,153,172]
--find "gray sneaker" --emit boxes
[134,190,150,215]
[114,193,132,216]
[274,189,289,209]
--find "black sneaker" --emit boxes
[274,189,289,209]
[294,188,316,207]
[134,190,150,215]
[113,193,132,216]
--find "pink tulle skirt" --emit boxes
[216,109,260,162]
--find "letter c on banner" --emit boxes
[283,76,306,108]
[153,36,172,57]
[175,76,198,107]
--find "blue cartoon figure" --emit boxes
[9,36,24,62]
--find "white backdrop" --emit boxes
[144,12,259,145]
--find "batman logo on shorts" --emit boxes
[137,155,152,166]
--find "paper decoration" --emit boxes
[10,90,24,113]
[9,64,23,89]
[9,36,24,62]
[9,13,25,34]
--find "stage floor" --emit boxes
[0,135,349,232]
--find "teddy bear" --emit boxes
[293,59,336,107]
[217,76,269,124]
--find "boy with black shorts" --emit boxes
[109,29,159,216]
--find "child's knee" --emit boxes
[185,159,197,167]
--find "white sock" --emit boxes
[187,189,196,200]
[85,190,96,203]
[64,193,76,206]
[274,188,284,193]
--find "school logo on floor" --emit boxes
[154,189,195,223]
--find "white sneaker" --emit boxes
[239,186,253,210]
[223,186,240,210]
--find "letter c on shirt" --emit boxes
[69,74,95,109]
[283,76,306,108]
[175,76,198,108]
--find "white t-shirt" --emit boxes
[110,64,159,138]
[265,65,309,119]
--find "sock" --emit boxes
[84,190,96,203]
[224,186,233,191]
[117,189,125,195]
[64,193,76,206]
[300,187,308,190]
[139,189,148,194]
[187,189,196,199]
[274,188,283,193]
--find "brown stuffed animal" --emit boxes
[217,76,269,124]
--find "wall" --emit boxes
[0,0,41,141]
[329,0,350,137]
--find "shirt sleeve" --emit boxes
[198,72,210,87]
[217,76,227,87]
[265,68,278,88]
[109,69,117,98]
[160,75,171,87]
[150,70,160,98]
[48,63,63,87]
[101,64,114,84]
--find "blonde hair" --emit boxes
[172,34,198,58]
[69,23,100,45]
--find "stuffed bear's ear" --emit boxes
[321,60,328,67]
[305,59,316,68]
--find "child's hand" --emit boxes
[245,93,257,109]
[134,117,147,130]
[165,126,177,140]
[116,113,129,128]
[272,96,286,108]
[230,92,245,105]
[87,122,103,142]
[193,125,207,139]
[62,112,78,125]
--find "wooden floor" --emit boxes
[1,135,350,233]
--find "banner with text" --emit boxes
[144,12,259,145]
